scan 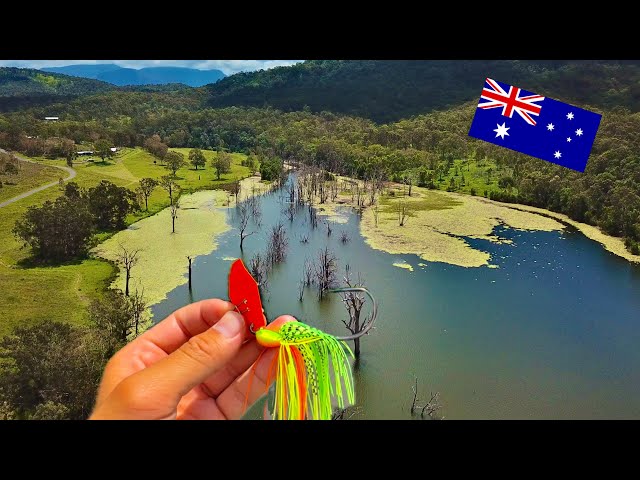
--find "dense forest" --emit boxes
[203,60,640,122]
[0,68,118,112]
[0,60,639,252]
[0,68,196,112]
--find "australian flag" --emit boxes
[468,78,602,172]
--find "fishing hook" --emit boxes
[327,287,378,341]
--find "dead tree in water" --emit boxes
[116,244,140,297]
[170,199,180,233]
[410,376,443,420]
[237,203,254,250]
[187,256,192,290]
[339,264,367,356]
[309,206,318,229]
[283,203,296,223]
[249,252,269,294]
[303,258,314,286]
[231,177,241,203]
[267,222,288,265]
[247,195,262,227]
[287,181,296,205]
[130,288,147,337]
[314,246,337,300]
[340,230,351,244]
[326,221,333,237]
[331,405,361,420]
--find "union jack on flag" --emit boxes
[478,78,545,126]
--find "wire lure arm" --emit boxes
[327,287,378,341]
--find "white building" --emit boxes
[44,117,59,121]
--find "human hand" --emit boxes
[90,299,293,420]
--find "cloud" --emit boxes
[0,60,304,75]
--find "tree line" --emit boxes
[13,181,139,262]
[1,84,638,253]
[0,286,149,420]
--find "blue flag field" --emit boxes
[468,78,602,172]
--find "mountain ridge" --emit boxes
[203,60,640,122]
[42,64,226,87]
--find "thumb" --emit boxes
[115,310,246,413]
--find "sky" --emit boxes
[0,60,304,75]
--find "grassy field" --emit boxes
[0,147,249,338]
[0,160,63,202]
[433,158,511,197]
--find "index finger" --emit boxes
[139,298,237,354]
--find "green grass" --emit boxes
[379,184,462,217]
[0,147,248,338]
[0,260,115,338]
[0,161,63,202]
[434,158,508,196]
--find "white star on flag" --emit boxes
[576,128,583,136]
[547,123,555,131]
[567,137,572,142]
[567,112,574,120]
[493,122,510,139]
[554,151,562,159]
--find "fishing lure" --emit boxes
[228,258,376,420]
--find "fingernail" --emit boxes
[212,310,244,338]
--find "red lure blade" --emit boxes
[228,258,266,336]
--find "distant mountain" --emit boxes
[0,67,115,111]
[203,60,640,122]
[42,64,226,87]
[42,64,122,78]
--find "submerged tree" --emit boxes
[339,264,367,356]
[170,199,180,233]
[267,222,288,264]
[249,251,269,295]
[410,376,443,420]
[314,246,337,300]
[237,203,254,250]
[116,244,141,297]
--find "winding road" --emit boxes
[0,149,76,208]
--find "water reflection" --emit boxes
[152,175,640,419]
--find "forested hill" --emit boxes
[0,68,116,112]
[204,60,640,123]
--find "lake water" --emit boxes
[151,175,640,419]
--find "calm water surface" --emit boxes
[151,175,640,419]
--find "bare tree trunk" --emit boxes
[117,245,140,298]
[187,256,192,290]
[339,265,367,357]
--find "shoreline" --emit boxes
[471,195,640,264]
[308,173,640,267]
[92,175,269,311]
